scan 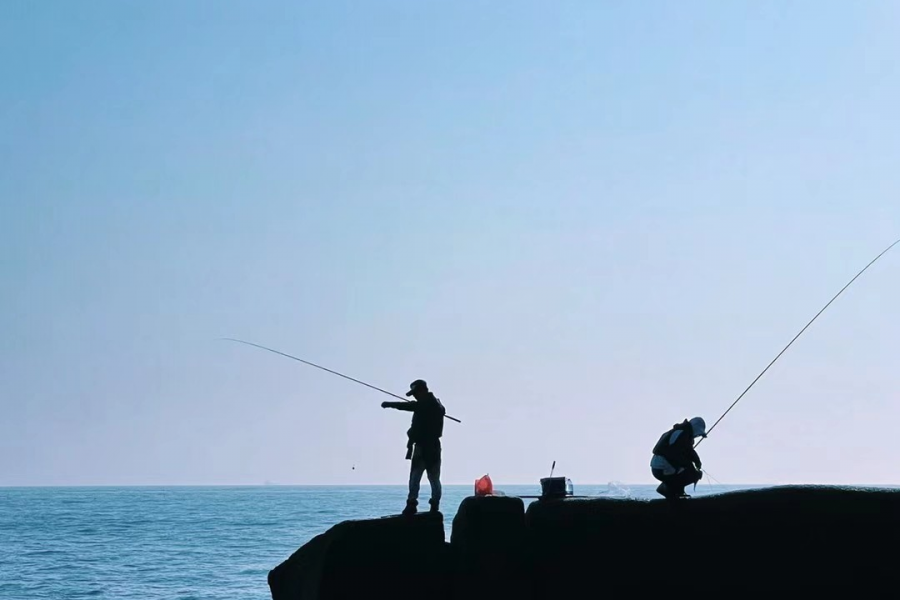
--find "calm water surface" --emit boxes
[0,483,755,599]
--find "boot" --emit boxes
[429,499,440,514]
[402,500,417,516]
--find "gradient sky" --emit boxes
[2,1,899,487]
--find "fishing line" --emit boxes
[221,338,462,423]
[702,468,724,487]
[697,237,900,448]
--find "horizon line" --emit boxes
[3,482,899,489]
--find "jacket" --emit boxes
[383,393,446,461]
[651,420,702,473]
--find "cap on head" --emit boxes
[406,379,428,397]
[689,417,707,438]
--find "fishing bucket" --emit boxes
[539,477,572,499]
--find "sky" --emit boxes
[1,1,899,487]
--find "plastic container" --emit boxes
[474,474,493,496]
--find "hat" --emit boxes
[406,379,428,397]
[689,417,707,438]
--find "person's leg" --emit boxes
[683,467,701,492]
[665,476,687,497]
[425,455,442,512]
[652,468,671,497]
[667,468,700,497]
[405,446,425,514]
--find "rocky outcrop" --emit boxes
[269,485,900,599]
[268,512,451,600]
[450,495,528,600]
[526,485,900,594]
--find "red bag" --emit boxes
[474,474,493,496]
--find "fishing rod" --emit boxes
[221,338,462,423]
[696,237,900,448]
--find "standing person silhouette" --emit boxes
[382,379,446,515]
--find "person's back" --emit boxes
[652,421,694,468]
[409,392,445,444]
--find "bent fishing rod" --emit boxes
[221,338,462,423]
[696,237,900,448]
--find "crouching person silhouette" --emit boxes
[650,417,706,499]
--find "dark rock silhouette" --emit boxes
[450,495,528,599]
[270,485,900,599]
[527,485,900,595]
[268,512,451,600]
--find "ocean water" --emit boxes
[1,482,752,600]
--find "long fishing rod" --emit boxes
[221,338,462,423]
[696,237,900,448]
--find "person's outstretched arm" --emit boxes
[382,401,416,411]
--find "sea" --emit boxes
[1,482,755,600]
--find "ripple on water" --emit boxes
[0,484,746,599]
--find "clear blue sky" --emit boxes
[1,1,898,487]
